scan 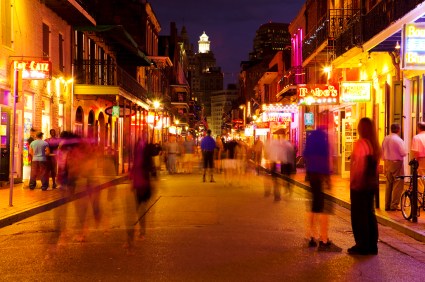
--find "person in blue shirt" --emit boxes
[200,129,216,182]
[303,126,341,252]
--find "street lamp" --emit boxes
[151,100,160,143]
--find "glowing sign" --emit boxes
[297,84,339,105]
[304,113,314,126]
[13,60,52,80]
[262,112,293,123]
[340,81,372,102]
[402,23,425,70]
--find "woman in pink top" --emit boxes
[348,117,381,255]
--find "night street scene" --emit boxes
[2,0,425,281]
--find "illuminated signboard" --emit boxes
[262,112,293,123]
[340,81,372,102]
[13,60,52,80]
[297,84,339,105]
[402,23,425,70]
[304,112,314,126]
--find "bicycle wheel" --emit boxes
[400,191,413,220]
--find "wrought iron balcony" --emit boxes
[303,16,329,61]
[335,0,425,57]
[363,0,424,43]
[74,60,147,100]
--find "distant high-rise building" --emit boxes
[198,31,210,53]
[249,22,291,61]
[189,31,223,127]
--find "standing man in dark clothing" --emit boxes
[200,129,216,182]
[45,129,60,188]
[29,132,50,190]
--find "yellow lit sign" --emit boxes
[340,81,372,102]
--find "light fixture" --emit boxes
[395,41,401,50]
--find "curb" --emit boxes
[0,175,129,229]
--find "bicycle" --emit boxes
[397,175,425,221]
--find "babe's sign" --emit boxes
[13,60,52,80]
[297,84,339,105]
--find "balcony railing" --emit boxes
[280,66,306,88]
[74,60,147,100]
[303,16,329,61]
[336,0,425,57]
[329,9,361,39]
[363,0,424,43]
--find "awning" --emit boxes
[75,25,151,66]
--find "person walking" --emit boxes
[348,117,381,255]
[200,129,216,182]
[411,122,425,193]
[252,137,263,175]
[45,129,60,189]
[382,123,407,211]
[303,126,342,252]
[183,134,196,174]
[29,132,50,190]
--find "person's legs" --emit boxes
[384,160,394,210]
[391,161,404,209]
[29,161,39,189]
[40,161,49,190]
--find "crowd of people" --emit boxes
[29,116,425,256]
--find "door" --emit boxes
[341,118,357,178]
[0,109,10,181]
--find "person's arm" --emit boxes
[45,145,50,156]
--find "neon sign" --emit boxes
[13,60,52,80]
[340,81,371,102]
[297,84,339,105]
[262,112,293,123]
[402,23,425,70]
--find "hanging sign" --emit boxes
[402,23,425,70]
[297,84,339,105]
[13,60,52,80]
[340,81,372,102]
[304,112,314,126]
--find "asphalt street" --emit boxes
[0,170,424,281]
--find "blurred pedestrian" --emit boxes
[126,139,153,251]
[183,134,196,173]
[200,129,216,182]
[165,136,179,174]
[27,128,37,163]
[252,137,263,175]
[280,138,295,194]
[303,126,341,252]
[45,129,60,189]
[214,136,224,174]
[222,138,238,185]
[382,123,407,211]
[411,122,425,193]
[348,117,381,255]
[29,132,50,190]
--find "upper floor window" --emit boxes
[59,34,64,72]
[42,23,50,59]
[1,0,12,48]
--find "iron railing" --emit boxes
[303,16,329,61]
[279,66,306,89]
[74,60,148,100]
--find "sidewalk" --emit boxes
[0,175,127,228]
[1,166,425,245]
[284,169,425,243]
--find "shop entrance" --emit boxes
[341,118,357,178]
[0,108,10,181]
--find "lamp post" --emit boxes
[151,100,160,143]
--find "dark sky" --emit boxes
[150,0,304,87]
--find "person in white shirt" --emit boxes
[382,123,407,211]
[411,122,425,193]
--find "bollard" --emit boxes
[410,159,419,223]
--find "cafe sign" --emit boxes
[297,84,339,105]
[402,23,425,70]
[13,60,52,80]
[340,81,372,102]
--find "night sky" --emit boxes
[150,0,304,87]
